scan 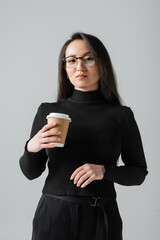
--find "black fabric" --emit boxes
[32,194,122,240]
[48,195,109,240]
[32,194,97,240]
[19,89,148,197]
[19,88,148,239]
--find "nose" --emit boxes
[76,59,85,71]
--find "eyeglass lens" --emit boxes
[65,56,95,68]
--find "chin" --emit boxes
[75,84,89,88]
[74,83,89,89]
[75,87,96,92]
[72,80,99,91]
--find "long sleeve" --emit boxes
[19,89,149,197]
[103,107,148,186]
[19,103,48,180]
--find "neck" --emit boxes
[74,86,99,92]
[67,88,105,104]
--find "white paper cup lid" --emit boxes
[46,113,71,122]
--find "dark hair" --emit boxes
[57,32,123,105]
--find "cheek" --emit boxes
[66,69,75,77]
[92,65,100,79]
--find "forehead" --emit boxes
[65,40,90,57]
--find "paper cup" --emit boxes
[46,113,71,147]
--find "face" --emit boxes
[64,40,100,91]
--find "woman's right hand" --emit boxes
[26,123,62,153]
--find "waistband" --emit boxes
[45,194,109,240]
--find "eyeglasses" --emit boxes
[63,55,96,68]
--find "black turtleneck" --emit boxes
[19,89,148,198]
[67,88,106,104]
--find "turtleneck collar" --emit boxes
[67,88,105,104]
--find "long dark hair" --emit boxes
[57,32,123,105]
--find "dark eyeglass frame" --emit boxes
[62,54,97,68]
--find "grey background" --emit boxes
[0,0,159,239]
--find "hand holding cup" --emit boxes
[27,123,62,153]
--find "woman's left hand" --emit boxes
[70,163,105,188]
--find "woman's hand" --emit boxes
[70,163,105,188]
[27,123,62,153]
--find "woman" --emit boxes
[19,32,148,240]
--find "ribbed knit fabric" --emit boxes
[19,88,148,198]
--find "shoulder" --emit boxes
[106,103,134,117]
[118,105,135,124]
[36,101,67,120]
[40,101,61,108]
[119,105,134,117]
[105,103,135,127]
[117,106,137,132]
[38,101,63,113]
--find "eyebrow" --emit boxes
[66,51,92,58]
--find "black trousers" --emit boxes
[31,194,123,240]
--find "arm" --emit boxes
[19,104,48,180]
[103,107,148,186]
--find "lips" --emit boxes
[76,74,87,79]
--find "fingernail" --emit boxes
[58,131,62,134]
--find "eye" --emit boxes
[66,57,76,63]
[69,59,76,63]
[84,56,94,61]
[83,56,95,66]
